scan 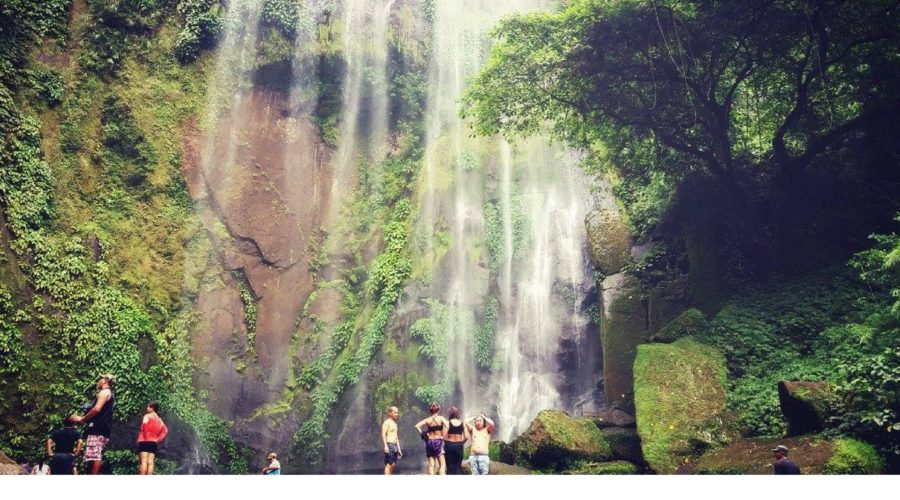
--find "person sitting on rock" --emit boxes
[772,445,800,474]
[465,413,495,475]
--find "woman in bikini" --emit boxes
[414,403,448,475]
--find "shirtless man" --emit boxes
[381,406,402,475]
[465,413,495,475]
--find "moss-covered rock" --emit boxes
[650,308,708,343]
[694,435,884,475]
[778,381,836,436]
[601,273,646,407]
[564,460,639,475]
[512,410,612,470]
[823,438,885,474]
[634,338,728,474]
[585,208,632,274]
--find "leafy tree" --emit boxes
[463,0,900,185]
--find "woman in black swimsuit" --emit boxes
[444,406,468,474]
[414,403,448,475]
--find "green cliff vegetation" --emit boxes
[0,0,248,470]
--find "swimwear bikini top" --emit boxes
[427,418,443,433]
[447,421,464,435]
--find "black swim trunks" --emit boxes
[384,442,400,465]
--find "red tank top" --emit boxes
[137,415,168,443]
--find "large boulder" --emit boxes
[564,460,640,475]
[634,338,729,474]
[512,410,612,470]
[650,308,708,343]
[585,209,632,274]
[694,436,884,475]
[778,381,836,436]
[601,427,644,465]
[600,273,646,407]
[0,450,22,475]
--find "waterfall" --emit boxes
[415,0,602,441]
[329,0,395,214]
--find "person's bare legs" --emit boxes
[384,462,394,475]
[88,460,101,475]
[427,457,436,475]
[147,453,155,475]
[438,455,446,475]
[139,451,148,475]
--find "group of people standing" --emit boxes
[381,403,495,475]
[37,374,168,475]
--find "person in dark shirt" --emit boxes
[71,373,115,474]
[772,445,801,474]
[47,416,83,475]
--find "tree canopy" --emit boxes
[462,0,900,188]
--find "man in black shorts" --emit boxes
[381,406,402,475]
[46,416,83,475]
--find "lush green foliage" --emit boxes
[473,297,499,369]
[695,245,899,462]
[233,271,258,361]
[174,0,223,63]
[823,438,886,474]
[0,0,246,470]
[483,189,529,274]
[105,449,177,475]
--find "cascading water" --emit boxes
[328,0,395,218]
[415,0,603,441]
[190,0,604,471]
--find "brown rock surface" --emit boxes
[0,451,22,475]
[181,86,334,431]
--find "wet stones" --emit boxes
[585,208,632,275]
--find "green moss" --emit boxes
[565,460,639,475]
[823,439,885,474]
[633,338,728,474]
[513,410,611,470]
